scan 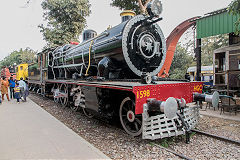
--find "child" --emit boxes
[14,82,21,104]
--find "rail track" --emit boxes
[153,143,192,160]
[192,129,240,146]
[152,128,240,160]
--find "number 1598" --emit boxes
[137,90,151,99]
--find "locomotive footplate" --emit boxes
[45,79,202,94]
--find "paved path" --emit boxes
[0,98,110,159]
[200,107,240,122]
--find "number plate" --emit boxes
[136,90,151,99]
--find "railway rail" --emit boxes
[192,129,240,146]
[153,143,192,160]
[152,128,240,160]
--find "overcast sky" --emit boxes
[0,0,233,60]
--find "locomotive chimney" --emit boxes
[120,10,136,23]
[82,29,97,42]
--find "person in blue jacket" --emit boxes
[9,77,16,99]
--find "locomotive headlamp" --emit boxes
[146,0,163,17]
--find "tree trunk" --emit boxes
[138,0,152,14]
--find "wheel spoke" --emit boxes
[83,108,94,118]
[135,118,142,125]
[135,114,142,117]
[59,84,68,107]
[123,117,129,123]
[123,107,128,112]
[130,103,134,111]
[126,102,131,111]
[120,97,142,136]
[134,122,139,131]
[71,105,79,112]
[123,118,130,128]
[128,101,134,111]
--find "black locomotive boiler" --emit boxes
[28,0,219,141]
[48,2,166,81]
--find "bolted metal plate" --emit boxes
[133,82,193,114]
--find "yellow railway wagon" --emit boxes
[16,63,28,80]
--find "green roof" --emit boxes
[196,8,239,39]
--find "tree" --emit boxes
[111,0,152,15]
[169,43,194,79]
[168,34,228,80]
[20,47,37,64]
[0,48,37,68]
[39,0,91,47]
[201,34,228,65]
[228,0,240,34]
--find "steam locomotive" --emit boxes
[28,0,219,141]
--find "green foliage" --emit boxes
[148,137,175,148]
[169,43,194,79]
[190,132,196,138]
[110,0,150,15]
[169,34,228,80]
[39,0,91,47]
[228,0,240,34]
[160,139,169,148]
[0,48,37,68]
[201,34,228,66]
[160,137,175,148]
[148,142,155,146]
[228,0,240,15]
[28,63,38,71]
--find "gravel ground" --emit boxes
[196,115,240,141]
[29,93,240,159]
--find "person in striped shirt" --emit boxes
[14,82,21,104]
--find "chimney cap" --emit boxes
[120,10,136,17]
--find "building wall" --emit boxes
[197,10,239,39]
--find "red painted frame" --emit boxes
[45,80,203,115]
[133,82,203,114]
